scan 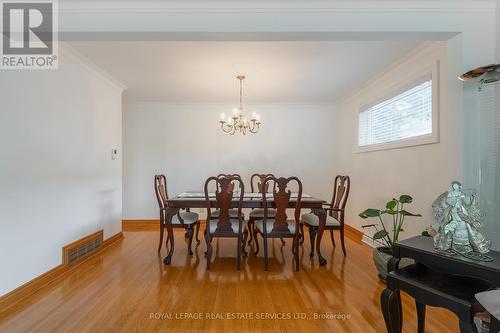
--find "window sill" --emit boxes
[355,134,439,153]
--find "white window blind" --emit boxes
[358,79,433,147]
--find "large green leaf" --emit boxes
[359,209,381,218]
[399,195,413,203]
[373,230,389,240]
[400,210,422,217]
[383,210,398,215]
[386,199,398,210]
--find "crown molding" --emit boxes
[125,101,337,108]
[337,41,445,105]
[58,1,495,14]
[59,43,127,91]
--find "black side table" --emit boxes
[380,236,500,333]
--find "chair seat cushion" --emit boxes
[209,219,242,234]
[255,220,296,234]
[172,211,199,225]
[301,213,340,227]
[249,208,277,218]
[211,209,239,218]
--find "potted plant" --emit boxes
[359,195,421,281]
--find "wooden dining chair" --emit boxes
[209,173,241,220]
[252,176,302,271]
[154,175,201,255]
[204,174,245,270]
[300,175,350,256]
[246,173,277,245]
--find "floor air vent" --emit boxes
[63,230,103,265]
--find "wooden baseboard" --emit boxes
[344,224,363,243]
[103,231,124,247]
[0,231,123,317]
[122,219,208,231]
[122,219,160,231]
[122,219,364,242]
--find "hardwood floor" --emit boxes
[0,230,458,332]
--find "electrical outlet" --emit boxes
[111,148,118,160]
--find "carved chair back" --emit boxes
[154,174,169,209]
[216,173,242,192]
[154,174,169,223]
[262,176,302,234]
[250,173,275,193]
[217,173,241,178]
[328,176,350,220]
[205,175,245,233]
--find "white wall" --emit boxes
[0,47,123,296]
[334,41,463,241]
[123,104,335,219]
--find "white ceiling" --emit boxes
[68,41,421,104]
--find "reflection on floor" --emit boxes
[0,230,457,332]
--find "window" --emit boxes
[358,75,436,150]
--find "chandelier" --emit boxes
[219,75,261,135]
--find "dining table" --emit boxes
[162,192,328,266]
